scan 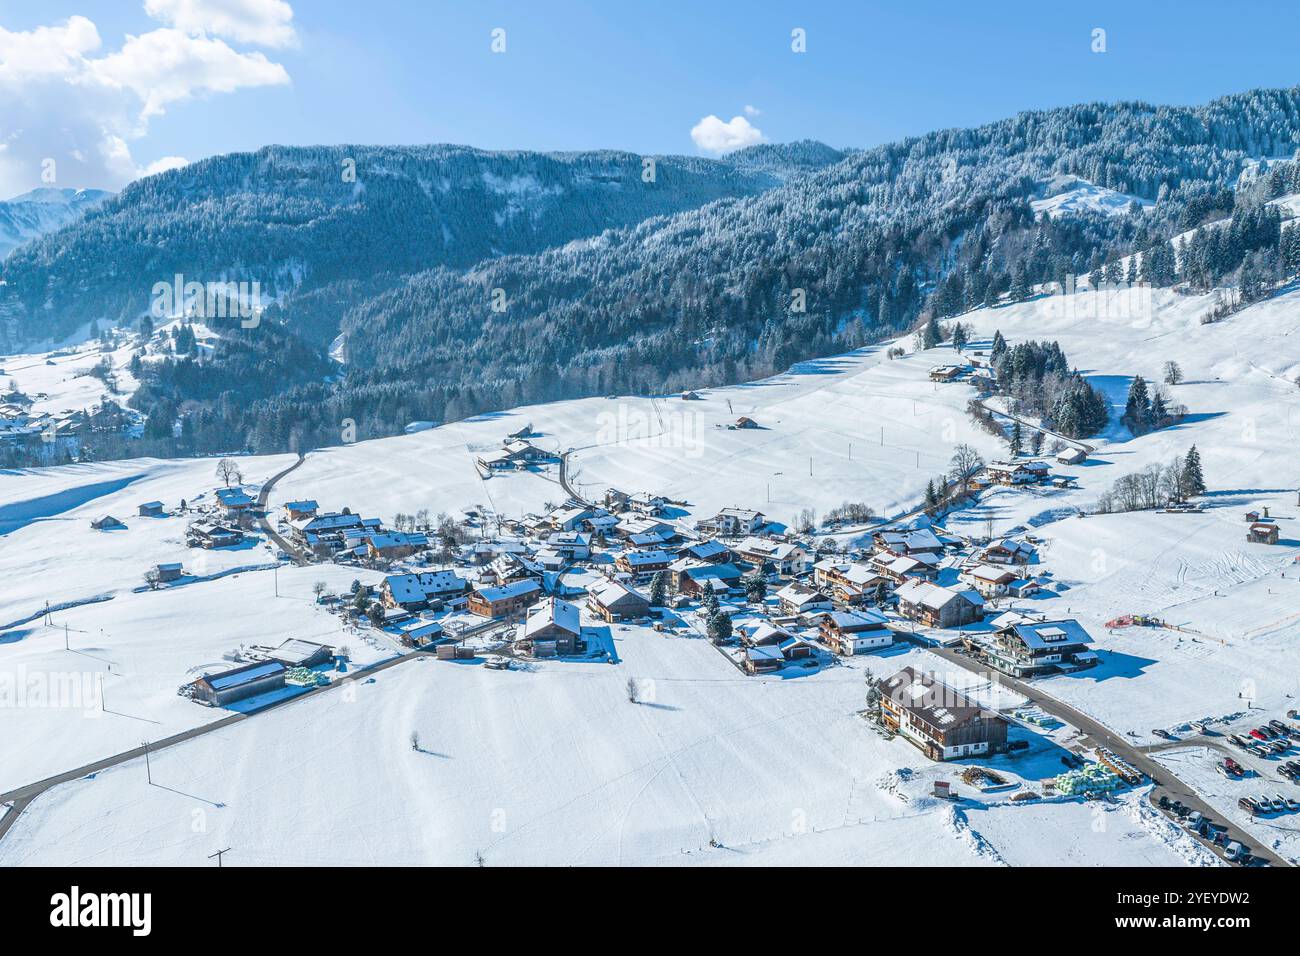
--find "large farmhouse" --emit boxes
[879,667,1010,761]
[982,618,1097,677]
[894,580,984,628]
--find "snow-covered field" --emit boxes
[0,624,1207,867]
[3,281,1299,865]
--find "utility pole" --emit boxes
[142,740,152,784]
[208,847,231,867]
[64,623,69,650]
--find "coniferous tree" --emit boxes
[1182,445,1206,496]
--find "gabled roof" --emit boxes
[474,578,542,602]
[587,577,649,607]
[384,570,467,603]
[284,499,318,511]
[201,660,285,691]
[823,608,889,630]
[881,667,991,728]
[894,579,983,611]
[619,549,675,566]
[523,597,581,638]
[1003,618,1093,650]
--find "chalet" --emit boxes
[681,390,701,401]
[485,552,544,586]
[91,515,126,531]
[283,500,319,521]
[983,618,1097,677]
[985,460,1050,486]
[188,523,243,549]
[740,623,814,673]
[365,531,429,561]
[381,570,470,611]
[614,515,675,543]
[696,507,765,537]
[1055,447,1088,465]
[548,505,597,533]
[137,501,165,517]
[775,582,833,616]
[503,438,550,463]
[873,551,940,585]
[602,489,631,513]
[216,487,255,513]
[817,609,892,655]
[813,560,891,605]
[546,530,591,560]
[673,560,743,595]
[959,564,1018,599]
[154,562,184,583]
[880,667,1010,761]
[586,578,650,621]
[517,598,583,657]
[467,578,543,619]
[979,538,1035,565]
[928,364,964,382]
[584,513,621,537]
[291,512,374,552]
[614,549,675,581]
[191,660,286,707]
[873,527,944,556]
[1008,577,1041,598]
[1248,522,1280,545]
[394,619,445,647]
[476,448,516,471]
[734,537,809,576]
[676,539,731,564]
[894,580,984,629]
[733,416,760,429]
[628,492,669,516]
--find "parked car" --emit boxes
[1250,728,1269,741]
[1239,797,1260,816]
[1224,840,1249,863]
[1153,728,1176,740]
[1272,739,1291,755]
[1269,720,1290,735]
[1191,720,1210,734]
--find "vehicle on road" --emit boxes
[1224,840,1249,863]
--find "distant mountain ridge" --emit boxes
[0,145,780,348]
[0,187,112,261]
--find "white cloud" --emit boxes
[140,155,191,177]
[0,13,292,196]
[144,0,298,49]
[743,104,761,117]
[690,114,763,155]
[88,28,290,121]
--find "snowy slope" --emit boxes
[0,188,111,260]
[1031,175,1152,219]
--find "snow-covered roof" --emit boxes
[524,597,581,638]
[1005,618,1093,650]
[587,577,647,607]
[475,578,542,602]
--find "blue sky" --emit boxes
[2,0,1299,195]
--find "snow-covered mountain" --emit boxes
[0,187,112,260]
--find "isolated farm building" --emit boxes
[191,660,286,707]
[188,523,243,549]
[696,507,765,537]
[979,538,1035,565]
[672,559,743,595]
[880,667,1009,761]
[381,570,470,611]
[503,438,550,462]
[894,580,985,629]
[928,364,964,382]
[477,448,516,471]
[983,618,1097,678]
[518,598,583,657]
[137,500,165,517]
[734,537,809,576]
[216,487,255,513]
[615,549,675,581]
[817,608,892,655]
[586,577,650,622]
[283,499,318,521]
[91,515,126,531]
[1247,522,1280,545]
[676,539,731,564]
[507,422,534,440]
[959,564,1018,599]
[264,638,335,668]
[154,562,184,583]
[467,578,543,619]
[681,390,701,401]
[985,460,1049,486]
[1055,447,1088,465]
[775,582,833,616]
[873,527,944,555]
[733,416,760,429]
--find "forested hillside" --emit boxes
[9,87,1300,458]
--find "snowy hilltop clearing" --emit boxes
[0,281,1297,865]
